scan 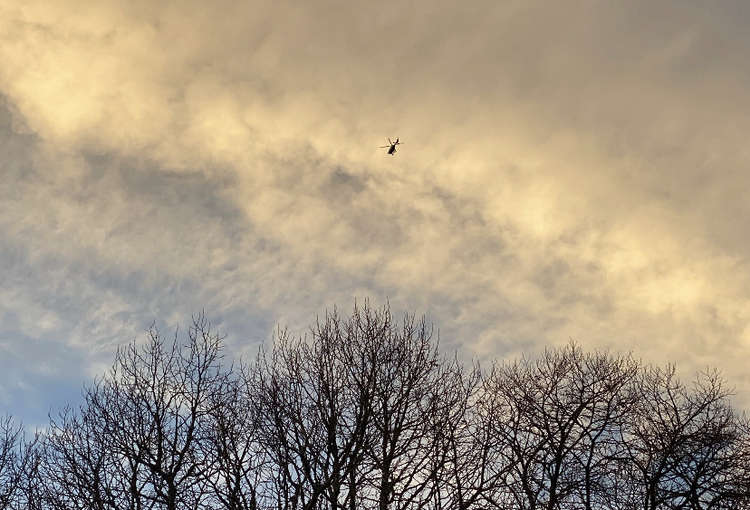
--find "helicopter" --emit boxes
[379,138,403,155]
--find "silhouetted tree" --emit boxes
[484,344,641,510]
[356,309,466,510]
[566,348,640,510]
[0,415,24,509]
[258,303,476,510]
[202,360,268,510]
[0,414,41,510]
[428,361,493,510]
[37,314,229,510]
[619,366,750,510]
[42,403,124,510]
[7,303,750,510]
[258,305,382,510]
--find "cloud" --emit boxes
[1,0,750,419]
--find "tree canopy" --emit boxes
[2,304,749,509]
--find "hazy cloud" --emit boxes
[1,0,750,421]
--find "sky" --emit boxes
[2,0,750,425]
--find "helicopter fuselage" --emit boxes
[380,138,400,155]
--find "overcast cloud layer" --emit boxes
[2,0,750,423]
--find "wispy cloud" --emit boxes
[1,0,750,422]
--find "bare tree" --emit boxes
[0,414,41,510]
[202,359,268,510]
[0,415,24,510]
[42,403,124,510]
[8,303,750,510]
[257,303,476,510]
[619,366,750,510]
[482,344,642,510]
[258,307,377,510]
[353,307,466,510]
[38,314,229,510]
[427,360,507,510]
[566,348,640,510]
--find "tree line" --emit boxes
[2,304,749,509]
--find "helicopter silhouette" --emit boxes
[379,138,403,155]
